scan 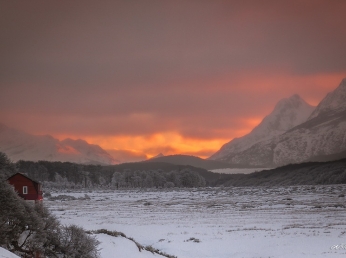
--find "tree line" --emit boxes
[15,159,206,189]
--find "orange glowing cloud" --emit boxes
[4,72,345,163]
[55,132,228,160]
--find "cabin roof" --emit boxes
[7,172,41,185]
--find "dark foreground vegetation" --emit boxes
[0,153,99,257]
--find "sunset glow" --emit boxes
[55,133,229,160]
[1,1,346,162]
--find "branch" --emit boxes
[19,230,32,248]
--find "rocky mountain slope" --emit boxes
[0,124,118,165]
[308,78,346,120]
[210,94,315,161]
[210,78,346,167]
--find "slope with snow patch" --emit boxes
[220,78,346,166]
[210,94,315,162]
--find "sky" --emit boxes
[1,0,346,162]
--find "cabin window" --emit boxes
[23,186,28,194]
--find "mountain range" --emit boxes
[1,78,346,168]
[210,94,315,160]
[210,78,346,167]
[0,124,118,165]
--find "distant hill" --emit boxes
[111,161,219,183]
[150,153,164,159]
[212,158,346,187]
[145,154,260,170]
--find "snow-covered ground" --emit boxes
[96,233,167,258]
[209,168,270,174]
[46,185,346,257]
[0,248,20,258]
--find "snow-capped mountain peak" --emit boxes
[211,78,346,167]
[308,77,346,120]
[210,94,315,160]
[258,94,315,133]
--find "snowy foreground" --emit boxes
[46,186,346,258]
[0,248,20,258]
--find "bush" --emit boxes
[59,225,99,258]
[0,180,100,257]
[0,152,99,257]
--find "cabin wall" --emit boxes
[8,174,43,201]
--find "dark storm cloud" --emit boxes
[0,84,270,138]
[2,1,346,83]
[1,0,346,146]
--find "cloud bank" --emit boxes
[1,1,346,159]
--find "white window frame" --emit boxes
[23,186,28,194]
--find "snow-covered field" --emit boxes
[0,248,20,258]
[46,185,346,258]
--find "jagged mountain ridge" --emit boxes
[210,94,315,161]
[0,124,118,165]
[308,78,346,120]
[211,78,346,167]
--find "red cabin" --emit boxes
[7,173,43,202]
